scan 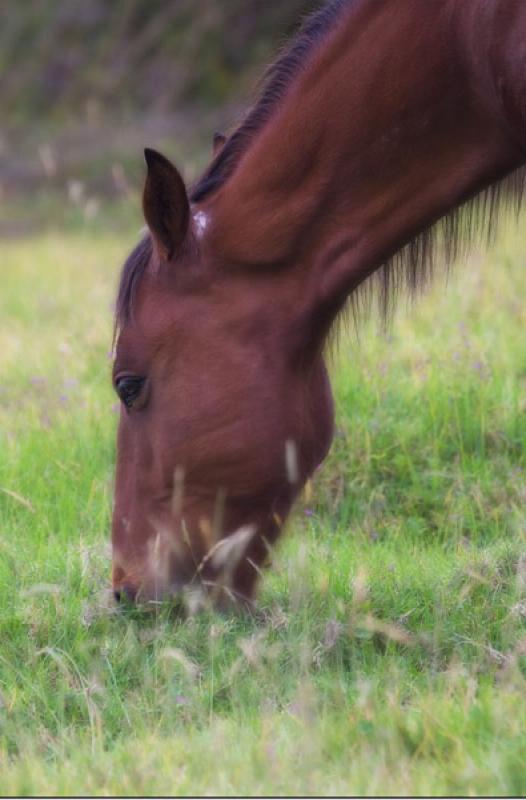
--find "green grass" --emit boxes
[1,218,526,795]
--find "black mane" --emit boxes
[190,0,348,203]
[115,234,152,330]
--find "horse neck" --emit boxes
[208,0,526,324]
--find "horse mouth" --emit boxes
[112,580,253,615]
[113,522,260,612]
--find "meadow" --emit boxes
[1,207,526,795]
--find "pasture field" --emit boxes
[1,211,526,795]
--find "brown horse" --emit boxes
[112,0,526,608]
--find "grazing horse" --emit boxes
[112,0,526,608]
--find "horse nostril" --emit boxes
[114,584,137,604]
[122,584,137,603]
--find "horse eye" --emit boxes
[115,376,145,409]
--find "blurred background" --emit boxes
[1,0,317,237]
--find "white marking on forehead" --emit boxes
[193,210,209,238]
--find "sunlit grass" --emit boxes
[1,216,526,794]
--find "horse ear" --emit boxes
[142,148,189,260]
[213,132,227,156]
